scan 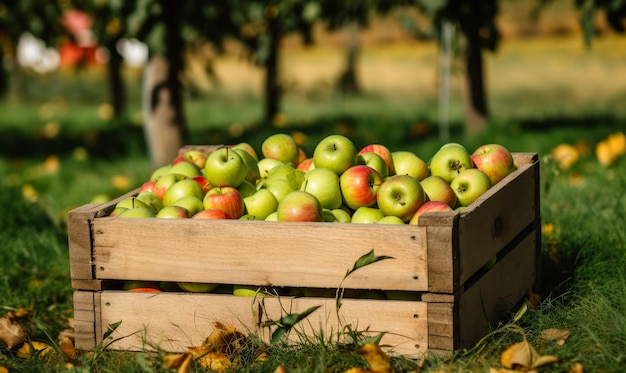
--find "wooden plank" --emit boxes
[92,220,429,291]
[457,227,538,348]
[73,291,97,350]
[426,302,454,351]
[457,156,539,285]
[68,205,100,284]
[425,225,456,294]
[97,292,428,359]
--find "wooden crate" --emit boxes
[68,152,540,359]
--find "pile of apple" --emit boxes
[111,134,517,225]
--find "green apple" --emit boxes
[420,175,457,208]
[136,191,163,213]
[313,134,358,175]
[231,142,259,162]
[243,189,279,220]
[357,152,389,179]
[300,168,342,209]
[276,191,323,222]
[263,164,305,190]
[330,208,352,223]
[171,196,204,216]
[377,175,426,222]
[236,179,257,198]
[116,196,152,211]
[233,148,261,184]
[163,178,205,206]
[257,158,284,179]
[392,150,430,181]
[351,206,385,224]
[117,207,156,218]
[233,285,267,297]
[156,205,190,218]
[167,161,203,178]
[265,212,278,221]
[450,168,492,207]
[429,144,474,183]
[322,209,337,222]
[261,133,300,165]
[154,173,187,200]
[204,147,246,187]
[376,215,405,224]
[178,282,218,293]
[149,164,172,182]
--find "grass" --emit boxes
[2,31,626,371]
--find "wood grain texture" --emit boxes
[96,291,428,359]
[91,220,429,291]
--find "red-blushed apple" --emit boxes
[204,147,246,187]
[339,165,383,210]
[358,144,395,175]
[128,287,163,293]
[351,206,384,224]
[408,201,453,225]
[429,143,474,183]
[163,178,205,206]
[182,149,208,169]
[392,150,430,181]
[297,157,314,172]
[358,152,389,179]
[168,160,203,178]
[139,180,157,194]
[243,188,279,220]
[156,205,190,218]
[192,175,212,194]
[420,175,457,208]
[297,147,308,165]
[171,155,187,165]
[450,168,492,207]
[262,133,300,165]
[276,191,323,222]
[301,167,342,209]
[376,215,405,225]
[153,173,187,200]
[377,175,426,222]
[203,186,245,219]
[192,209,234,220]
[136,190,163,213]
[171,196,204,216]
[231,142,259,162]
[232,148,261,184]
[313,134,358,175]
[123,281,162,291]
[471,144,517,185]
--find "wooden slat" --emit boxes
[97,291,428,359]
[92,220,429,292]
[426,302,454,351]
[456,155,539,285]
[457,227,538,348]
[73,291,98,350]
[425,225,456,293]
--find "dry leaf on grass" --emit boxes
[500,338,560,371]
[344,343,393,373]
[568,362,585,373]
[0,317,26,349]
[0,366,9,373]
[539,328,570,346]
[16,341,52,359]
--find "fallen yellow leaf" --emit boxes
[568,362,585,373]
[551,144,579,170]
[0,317,26,349]
[358,343,392,373]
[500,339,559,371]
[539,328,570,346]
[203,321,246,355]
[16,341,52,359]
[0,365,9,373]
[596,140,615,167]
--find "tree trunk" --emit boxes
[106,38,125,118]
[337,22,361,95]
[460,5,489,136]
[142,0,188,170]
[265,9,281,124]
[142,55,185,170]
